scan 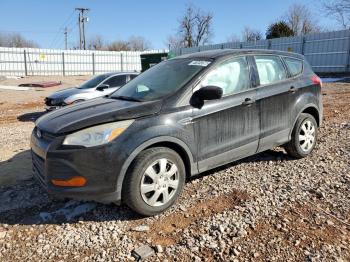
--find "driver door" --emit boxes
[192,56,260,172]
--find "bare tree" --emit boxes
[128,36,151,51]
[170,5,213,48]
[166,35,185,50]
[285,4,321,35]
[0,33,8,47]
[193,7,213,46]
[323,0,350,28]
[242,27,263,42]
[0,32,38,48]
[88,35,105,50]
[226,34,241,43]
[107,40,131,51]
[88,35,152,51]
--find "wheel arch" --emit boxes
[302,106,320,126]
[144,141,193,180]
[115,136,197,202]
[289,104,320,140]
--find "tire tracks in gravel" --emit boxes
[129,189,249,247]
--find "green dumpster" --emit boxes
[140,52,168,72]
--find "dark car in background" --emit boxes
[31,49,322,216]
[45,72,138,110]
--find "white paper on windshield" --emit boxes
[188,61,211,67]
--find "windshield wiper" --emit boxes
[110,95,143,102]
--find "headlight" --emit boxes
[63,97,74,105]
[63,120,134,147]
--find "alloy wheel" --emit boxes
[140,158,179,207]
[299,120,316,152]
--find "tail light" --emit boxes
[311,75,322,87]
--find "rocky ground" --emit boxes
[0,77,349,261]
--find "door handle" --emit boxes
[242,97,255,106]
[289,86,296,93]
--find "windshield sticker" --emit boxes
[188,61,211,67]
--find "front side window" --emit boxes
[104,75,127,87]
[198,56,251,96]
[111,59,207,101]
[284,57,303,77]
[255,55,287,85]
[78,74,110,89]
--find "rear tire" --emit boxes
[285,113,318,158]
[122,147,185,216]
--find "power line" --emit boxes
[56,18,79,49]
[67,24,79,49]
[57,22,79,50]
[59,10,76,31]
[0,30,58,34]
[49,10,76,49]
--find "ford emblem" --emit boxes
[36,129,42,138]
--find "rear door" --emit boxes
[253,55,296,152]
[192,56,260,172]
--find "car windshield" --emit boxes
[78,74,110,89]
[110,58,209,101]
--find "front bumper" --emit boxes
[30,129,123,204]
[44,97,66,111]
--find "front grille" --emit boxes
[45,97,63,106]
[31,151,46,187]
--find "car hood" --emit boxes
[47,87,85,99]
[36,98,162,134]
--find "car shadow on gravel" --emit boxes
[17,111,47,122]
[0,150,143,226]
[189,148,295,181]
[0,148,293,226]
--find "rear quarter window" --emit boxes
[284,57,303,77]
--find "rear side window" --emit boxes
[284,57,303,76]
[199,56,251,96]
[255,55,287,85]
[104,75,127,87]
[130,74,138,80]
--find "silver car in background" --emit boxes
[45,72,139,110]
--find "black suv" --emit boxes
[31,49,323,216]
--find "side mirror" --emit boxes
[96,84,109,91]
[196,85,223,100]
[190,85,223,108]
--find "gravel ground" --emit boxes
[0,79,349,261]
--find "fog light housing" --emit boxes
[51,176,87,187]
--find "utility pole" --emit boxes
[64,27,68,49]
[75,7,90,50]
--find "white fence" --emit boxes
[0,47,167,76]
[171,29,350,74]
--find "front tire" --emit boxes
[122,147,186,216]
[285,113,318,158]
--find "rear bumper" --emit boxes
[30,130,125,204]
